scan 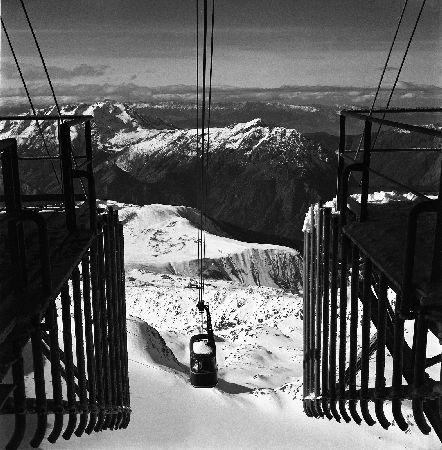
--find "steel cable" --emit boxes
[371,0,427,150]
[1,17,61,187]
[19,0,88,199]
[354,0,409,159]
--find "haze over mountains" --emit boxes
[2,82,441,115]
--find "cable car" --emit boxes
[190,304,218,388]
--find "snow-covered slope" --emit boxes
[0,197,439,448]
[110,202,302,291]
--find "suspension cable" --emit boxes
[19,0,61,118]
[200,0,208,305]
[19,0,88,199]
[204,0,215,275]
[196,0,213,320]
[1,17,61,187]
[371,0,427,150]
[196,0,202,313]
[200,0,209,311]
[354,0,409,159]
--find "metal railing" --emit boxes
[0,115,95,231]
[0,122,130,448]
[303,205,442,439]
[337,107,442,315]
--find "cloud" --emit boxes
[2,62,108,81]
[0,81,441,110]
[32,82,152,102]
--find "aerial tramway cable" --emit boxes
[190,0,218,389]
[0,17,61,187]
[204,0,215,289]
[370,0,427,150]
[19,0,61,118]
[19,0,88,198]
[354,0,409,159]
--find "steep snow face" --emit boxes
[114,117,310,173]
[111,202,302,292]
[127,317,185,373]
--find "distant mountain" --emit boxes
[0,100,337,243]
[129,101,345,134]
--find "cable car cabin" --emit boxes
[302,107,442,441]
[190,334,218,388]
[190,303,218,388]
[0,116,130,450]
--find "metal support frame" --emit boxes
[0,122,130,448]
[303,200,442,441]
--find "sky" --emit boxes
[0,0,441,106]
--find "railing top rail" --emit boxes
[341,110,442,138]
[0,115,93,122]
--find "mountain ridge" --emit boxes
[0,100,336,242]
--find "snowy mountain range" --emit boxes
[2,100,439,245]
[0,100,336,244]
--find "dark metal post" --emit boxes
[309,207,318,417]
[337,115,346,211]
[303,229,312,416]
[104,219,118,428]
[90,237,105,432]
[59,123,76,231]
[360,258,376,426]
[6,349,26,450]
[338,233,351,422]
[72,267,89,437]
[30,315,48,447]
[328,215,341,422]
[109,211,123,428]
[118,222,131,428]
[82,255,98,434]
[360,120,372,222]
[46,299,64,444]
[374,274,390,429]
[84,120,97,232]
[2,139,27,288]
[61,283,77,440]
[321,208,333,419]
[412,311,431,434]
[392,294,408,431]
[348,244,361,424]
[98,226,112,429]
[115,218,128,427]
[304,228,314,417]
[430,159,442,282]
[314,206,324,417]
